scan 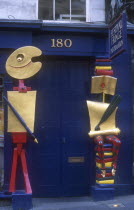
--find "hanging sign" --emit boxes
[109,12,127,59]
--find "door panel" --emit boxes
[31,57,91,197]
[32,60,62,197]
[61,60,90,196]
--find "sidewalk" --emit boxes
[1,195,134,209]
[32,195,134,210]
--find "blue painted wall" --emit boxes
[32,32,107,56]
[1,26,133,197]
[112,39,133,194]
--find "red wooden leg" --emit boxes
[21,149,32,194]
[9,148,18,192]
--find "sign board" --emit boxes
[109,12,127,59]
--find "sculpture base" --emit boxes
[91,186,115,201]
[12,191,32,210]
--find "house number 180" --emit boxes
[51,39,72,48]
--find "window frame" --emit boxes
[38,0,105,23]
[39,0,86,22]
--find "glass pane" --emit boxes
[72,0,86,21]
[55,0,70,21]
[39,0,53,20]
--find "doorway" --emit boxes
[31,56,92,197]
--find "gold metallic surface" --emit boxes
[68,157,85,163]
[88,128,120,137]
[91,76,117,95]
[34,138,38,144]
[87,101,117,130]
[0,108,4,135]
[6,46,42,79]
[102,92,105,103]
[7,91,36,132]
[86,101,120,137]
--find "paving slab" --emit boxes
[1,195,134,209]
[32,195,134,210]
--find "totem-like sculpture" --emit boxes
[4,46,42,193]
[87,74,121,184]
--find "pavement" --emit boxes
[32,195,134,210]
[1,195,134,210]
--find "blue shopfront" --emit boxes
[0,21,133,198]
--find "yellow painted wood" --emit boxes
[95,66,112,70]
[96,153,113,156]
[96,180,114,184]
[96,162,112,168]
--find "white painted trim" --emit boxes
[36,0,38,19]
[53,0,55,20]
[86,0,105,23]
[86,0,92,22]
[70,0,71,21]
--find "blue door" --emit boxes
[31,57,91,197]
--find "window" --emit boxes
[39,0,105,23]
[39,0,86,21]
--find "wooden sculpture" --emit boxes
[87,75,121,184]
[4,46,42,193]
